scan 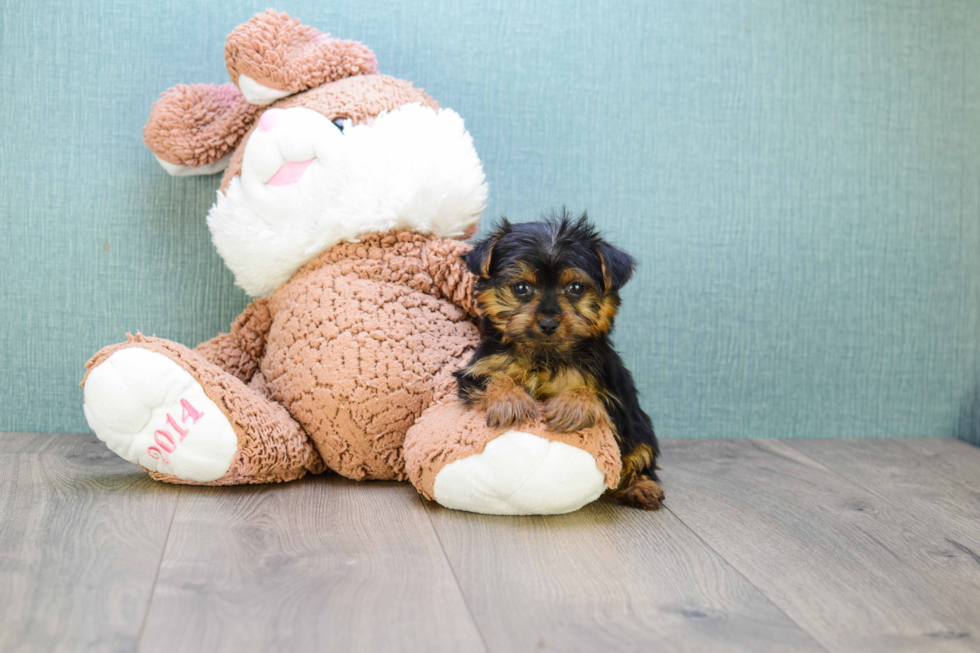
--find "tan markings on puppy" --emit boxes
[465,352,511,378]
[478,233,501,277]
[612,478,664,510]
[476,263,539,337]
[535,366,587,397]
[506,296,581,351]
[598,250,614,293]
[467,352,544,394]
[559,268,590,285]
[469,351,603,404]
[481,263,623,350]
[480,374,538,429]
[476,287,518,333]
[573,291,619,337]
[477,263,622,349]
[511,261,538,285]
[593,295,620,334]
[506,310,551,346]
[621,443,655,479]
[543,386,608,432]
[555,269,621,339]
[610,444,663,510]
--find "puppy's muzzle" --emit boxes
[537,316,560,335]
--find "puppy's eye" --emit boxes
[512,282,532,297]
[332,118,347,132]
[566,282,585,297]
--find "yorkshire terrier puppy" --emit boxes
[454,210,663,510]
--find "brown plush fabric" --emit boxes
[248,370,274,399]
[289,229,478,317]
[83,334,326,485]
[84,229,621,495]
[275,73,438,122]
[196,298,272,383]
[403,398,623,501]
[259,231,480,481]
[120,10,623,509]
[143,83,261,167]
[219,75,439,191]
[224,9,377,96]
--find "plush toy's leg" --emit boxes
[224,9,377,106]
[82,334,324,485]
[403,399,622,515]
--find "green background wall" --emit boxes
[2,0,979,444]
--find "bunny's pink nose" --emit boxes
[259,109,283,132]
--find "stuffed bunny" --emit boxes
[82,10,621,515]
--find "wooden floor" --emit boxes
[2,434,980,653]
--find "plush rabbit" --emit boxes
[82,10,621,515]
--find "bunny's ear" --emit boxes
[225,9,378,106]
[143,83,261,175]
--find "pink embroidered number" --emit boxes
[165,415,187,440]
[154,430,175,452]
[146,399,205,465]
[181,398,204,424]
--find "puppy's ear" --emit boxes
[596,241,635,293]
[464,220,509,278]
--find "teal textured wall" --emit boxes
[1,1,979,443]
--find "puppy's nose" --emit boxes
[538,317,560,335]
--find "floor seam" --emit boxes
[416,494,492,653]
[133,485,181,653]
[663,498,833,653]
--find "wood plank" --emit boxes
[785,438,980,551]
[660,439,980,653]
[0,443,179,652]
[424,495,825,653]
[0,431,101,454]
[895,437,980,492]
[138,476,486,653]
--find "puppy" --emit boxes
[454,210,664,510]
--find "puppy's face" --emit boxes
[465,213,635,350]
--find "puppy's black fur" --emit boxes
[454,209,663,509]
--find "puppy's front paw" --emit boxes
[485,388,538,429]
[612,478,665,510]
[544,388,605,432]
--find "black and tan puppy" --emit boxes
[454,210,663,510]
